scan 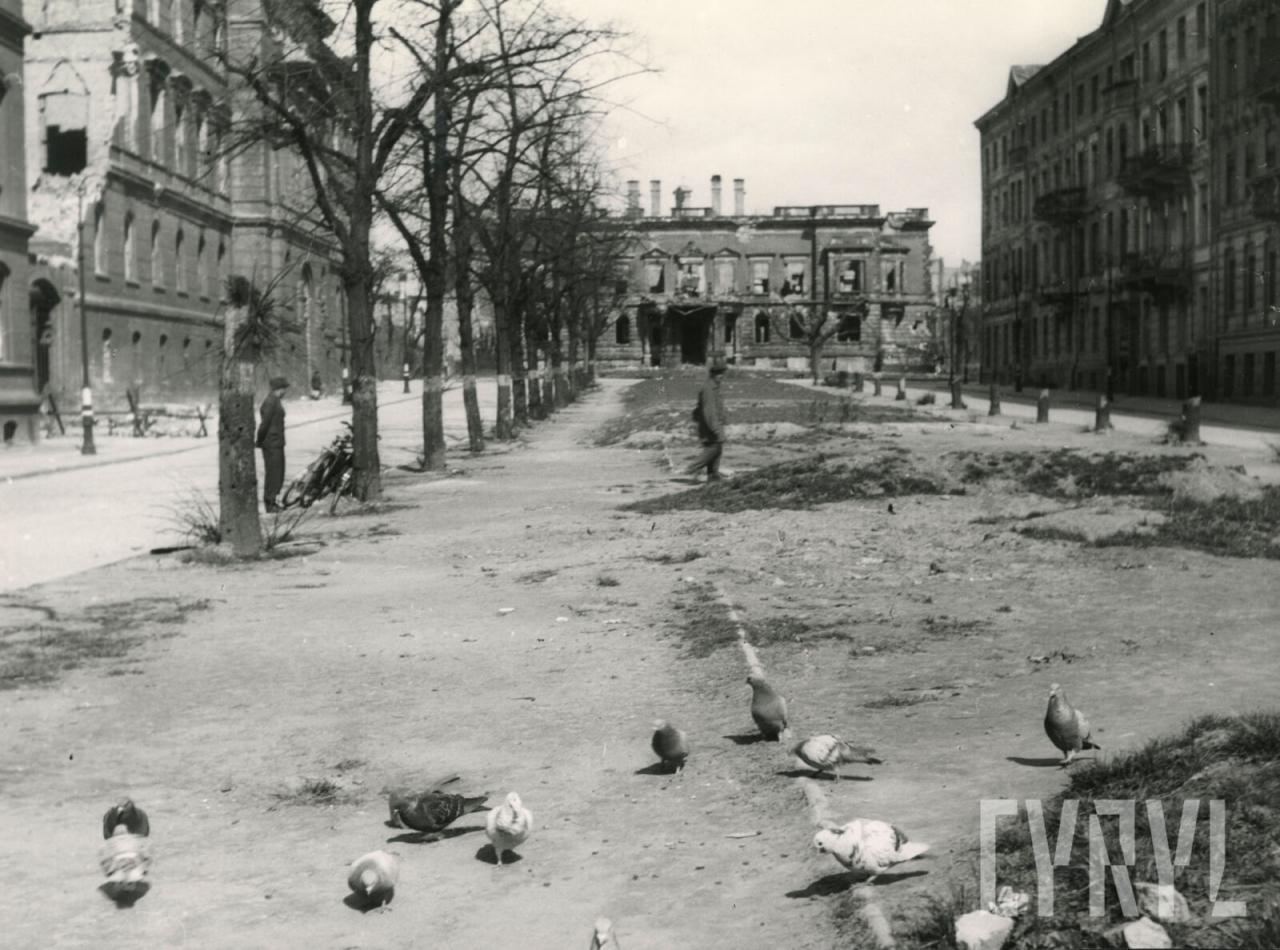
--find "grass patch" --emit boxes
[954,449,1201,499]
[518,568,559,584]
[270,776,361,808]
[1095,486,1280,560]
[862,692,941,709]
[643,549,706,564]
[868,712,1280,948]
[1017,525,1091,544]
[0,596,209,689]
[665,580,739,658]
[596,573,621,587]
[625,453,955,514]
[920,616,993,639]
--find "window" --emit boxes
[836,309,861,343]
[1159,29,1168,79]
[1196,3,1206,50]
[216,241,226,299]
[1224,247,1237,313]
[1245,246,1257,315]
[753,312,770,343]
[1244,353,1256,397]
[1225,37,1237,97]
[40,90,89,174]
[174,99,187,175]
[1223,355,1236,398]
[1177,16,1187,61]
[101,328,114,384]
[782,261,805,296]
[151,220,162,286]
[196,233,206,296]
[175,230,186,293]
[131,330,143,385]
[678,260,705,296]
[124,213,136,282]
[750,259,770,295]
[1197,85,1208,142]
[93,203,106,275]
[1091,75,1099,113]
[1226,149,1238,205]
[614,315,630,345]
[1265,352,1277,397]
[644,260,664,294]
[1076,83,1085,117]
[157,333,168,382]
[836,260,862,294]
[714,259,735,294]
[149,76,166,165]
[1177,97,1188,145]
[1142,41,1151,82]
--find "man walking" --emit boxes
[256,376,289,512]
[685,358,728,481]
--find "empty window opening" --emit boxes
[41,92,89,174]
[615,315,631,344]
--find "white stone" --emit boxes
[954,909,1014,950]
[1123,916,1173,949]
[1135,882,1192,923]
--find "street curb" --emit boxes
[2,393,421,484]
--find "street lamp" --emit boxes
[944,277,970,409]
[76,179,96,455]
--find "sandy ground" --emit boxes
[0,378,1276,948]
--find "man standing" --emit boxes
[256,376,289,511]
[685,358,728,481]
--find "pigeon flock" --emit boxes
[94,674,1101,943]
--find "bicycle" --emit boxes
[281,423,357,513]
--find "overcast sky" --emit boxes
[577,0,1109,266]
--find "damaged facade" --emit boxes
[0,0,38,443]
[21,0,343,428]
[596,176,936,374]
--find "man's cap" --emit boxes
[270,376,290,389]
[709,357,728,375]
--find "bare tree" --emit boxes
[767,296,867,384]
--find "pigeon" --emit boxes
[1044,682,1101,765]
[792,734,882,780]
[485,792,533,865]
[814,818,930,882]
[650,720,690,772]
[389,789,490,838]
[747,674,789,741]
[887,503,895,515]
[347,850,399,909]
[103,799,150,839]
[588,916,621,949]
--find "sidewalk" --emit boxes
[0,381,421,483]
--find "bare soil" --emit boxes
[0,376,1276,949]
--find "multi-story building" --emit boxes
[22,0,342,418]
[1214,0,1280,403]
[596,176,936,374]
[977,0,1214,400]
[0,0,38,443]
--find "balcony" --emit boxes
[1032,187,1089,225]
[1255,38,1280,106]
[1250,170,1280,220]
[1117,144,1192,197]
[1036,279,1078,305]
[1101,78,1138,115]
[1117,251,1191,298]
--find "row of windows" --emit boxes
[92,206,228,298]
[630,258,906,297]
[140,0,225,54]
[97,327,217,388]
[611,310,865,346]
[1222,351,1280,399]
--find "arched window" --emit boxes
[150,219,163,286]
[0,264,7,361]
[216,241,226,299]
[789,313,805,340]
[157,333,169,382]
[131,330,143,386]
[173,98,187,175]
[93,203,106,275]
[175,230,186,293]
[754,312,770,344]
[149,75,166,165]
[182,337,192,372]
[123,213,136,282]
[101,328,114,384]
[615,314,631,344]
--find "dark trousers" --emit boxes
[262,445,285,507]
[686,441,723,478]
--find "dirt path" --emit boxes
[0,380,837,950]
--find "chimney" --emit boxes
[711,175,722,215]
[650,179,662,217]
[733,178,745,216]
[626,180,641,217]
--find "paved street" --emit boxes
[0,382,492,592]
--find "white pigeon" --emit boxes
[588,916,621,949]
[485,791,533,865]
[792,734,882,780]
[813,818,930,881]
[347,850,399,909]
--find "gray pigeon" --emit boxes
[103,799,150,839]
[792,734,882,780]
[747,674,789,741]
[650,720,689,772]
[1044,683,1101,765]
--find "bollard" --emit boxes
[950,379,965,410]
[895,376,907,401]
[987,379,1001,416]
[872,374,882,397]
[1180,395,1202,443]
[341,366,352,405]
[1036,388,1050,423]
[1094,394,1112,432]
[402,362,411,394]
[80,386,97,455]
[852,372,864,393]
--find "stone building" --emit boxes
[0,0,38,443]
[595,176,936,375]
[1214,0,1280,403]
[976,0,1213,400]
[22,0,343,420]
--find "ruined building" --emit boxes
[595,176,936,374]
[0,0,38,443]
[23,0,343,422]
[978,0,1279,405]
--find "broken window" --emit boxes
[644,260,664,294]
[678,260,704,295]
[150,77,166,164]
[883,261,897,293]
[750,259,770,294]
[836,260,862,294]
[175,230,186,293]
[124,213,136,282]
[196,233,206,296]
[94,204,106,274]
[151,220,162,286]
[753,312,770,343]
[836,310,862,343]
[715,259,735,294]
[788,312,805,340]
[174,99,187,175]
[782,260,806,296]
[40,92,89,174]
[101,328,114,384]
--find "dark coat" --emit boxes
[695,377,727,443]
[256,392,286,449]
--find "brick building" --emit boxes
[0,0,38,443]
[596,176,936,375]
[22,0,343,422]
[976,0,1214,400]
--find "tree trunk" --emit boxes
[810,342,821,384]
[454,225,484,453]
[510,311,529,426]
[345,273,382,499]
[988,379,1002,416]
[493,299,513,440]
[420,3,451,472]
[551,339,568,408]
[1180,395,1201,443]
[1094,394,1111,431]
[1036,389,1051,423]
[218,303,262,557]
[526,335,545,420]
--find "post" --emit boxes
[1036,388,1050,423]
[872,374,882,396]
[895,376,907,400]
[988,378,1001,416]
[342,366,352,405]
[1094,394,1112,432]
[76,188,96,455]
[402,362,411,394]
[1180,395,1201,443]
